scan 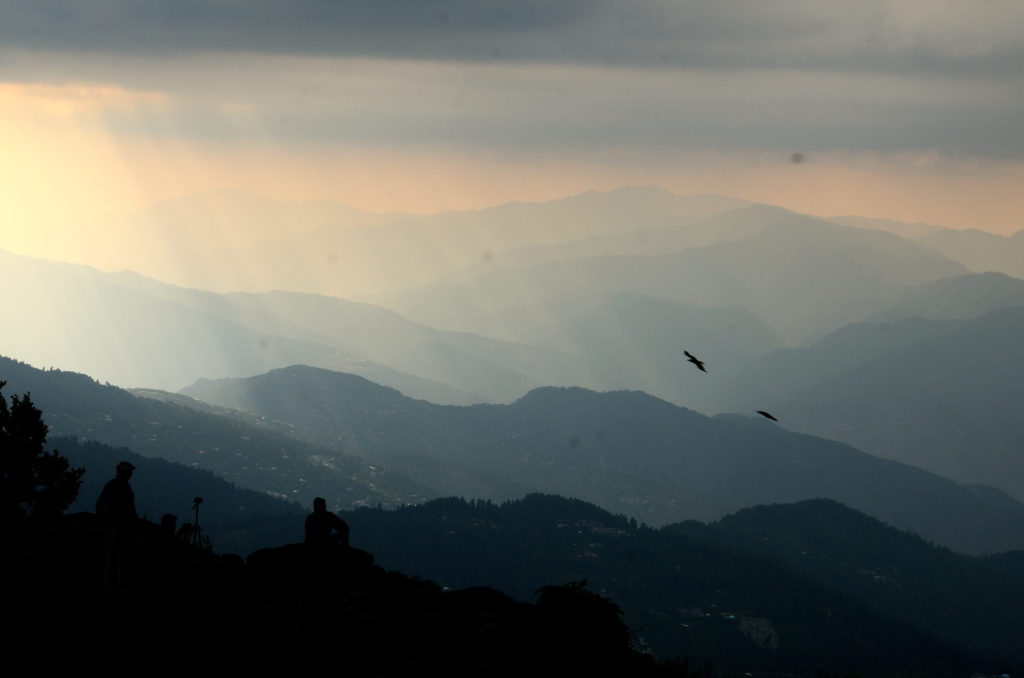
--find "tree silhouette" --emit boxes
[0,381,84,521]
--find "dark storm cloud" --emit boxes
[2,1,1022,79]
[3,0,585,59]
[3,1,1021,161]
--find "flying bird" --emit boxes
[756,410,778,422]
[684,350,706,373]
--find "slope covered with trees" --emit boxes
[0,355,421,511]
[6,388,1017,676]
[344,494,1017,677]
[181,364,1024,554]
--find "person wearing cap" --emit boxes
[95,461,139,593]
[96,460,138,526]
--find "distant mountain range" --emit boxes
[58,186,1024,298]
[709,301,1024,500]
[1,189,994,405]
[917,227,1024,279]
[870,271,1024,321]
[375,203,969,345]
[58,187,747,297]
[0,249,576,400]
[180,363,1024,554]
[831,214,1024,279]
[0,355,413,511]
[6,352,1024,554]
[5,186,1024,554]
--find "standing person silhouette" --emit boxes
[96,461,138,524]
[95,461,138,593]
[305,497,349,550]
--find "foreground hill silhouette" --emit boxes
[10,429,1018,676]
[5,493,1015,678]
[57,436,306,554]
[4,514,665,676]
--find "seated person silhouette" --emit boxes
[305,497,350,550]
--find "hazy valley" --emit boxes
[6,186,1024,676]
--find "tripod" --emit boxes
[180,496,212,552]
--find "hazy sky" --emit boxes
[2,0,1023,256]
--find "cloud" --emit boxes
[1,2,1022,163]
[2,1,1022,78]
[12,56,1021,159]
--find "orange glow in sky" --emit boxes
[3,78,1022,272]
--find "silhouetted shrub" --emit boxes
[535,579,632,653]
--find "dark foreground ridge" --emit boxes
[5,514,675,677]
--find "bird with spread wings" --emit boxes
[684,350,707,373]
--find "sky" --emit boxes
[2,0,1024,263]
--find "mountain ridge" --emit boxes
[178,362,1024,554]
[709,303,1024,499]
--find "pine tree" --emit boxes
[0,381,84,521]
